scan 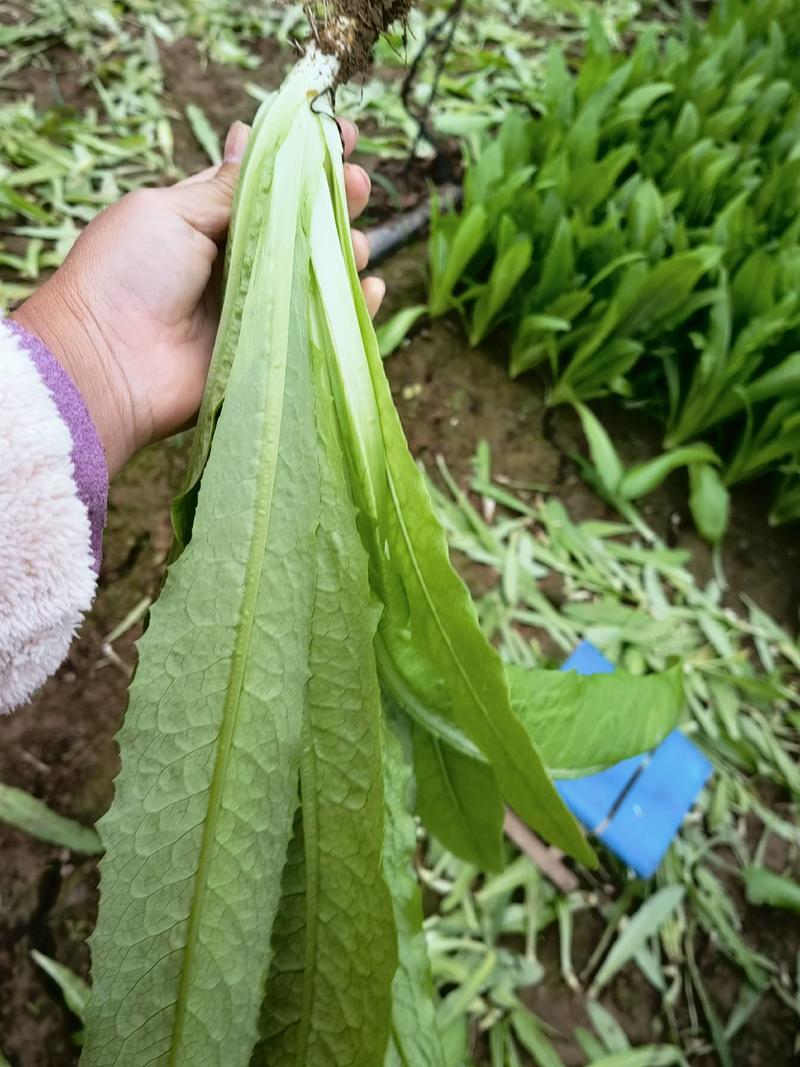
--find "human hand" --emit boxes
[12,119,384,478]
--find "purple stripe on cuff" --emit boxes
[7,321,108,570]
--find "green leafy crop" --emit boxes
[429,0,800,530]
[83,46,683,1067]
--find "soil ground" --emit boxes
[0,38,798,1067]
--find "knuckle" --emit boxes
[123,186,160,214]
[212,165,238,197]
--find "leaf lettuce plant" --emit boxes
[84,43,684,1067]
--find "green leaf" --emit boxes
[377,304,427,358]
[330,179,594,867]
[686,937,732,1067]
[591,887,685,996]
[519,314,571,334]
[615,248,721,338]
[735,351,800,410]
[574,404,624,498]
[374,637,485,762]
[588,253,647,293]
[743,867,800,914]
[619,445,719,501]
[369,379,595,865]
[771,474,800,526]
[673,101,700,150]
[587,1049,686,1067]
[318,131,582,876]
[383,713,447,1067]
[612,83,675,126]
[256,327,396,1065]
[439,1014,469,1067]
[508,665,685,778]
[586,1000,630,1053]
[510,1010,565,1067]
[86,78,328,1066]
[412,727,504,870]
[185,104,222,166]
[429,204,489,318]
[562,337,645,402]
[510,314,571,378]
[31,950,90,1022]
[724,985,764,1042]
[0,183,52,222]
[569,145,636,216]
[535,218,575,308]
[437,950,497,1031]
[689,463,730,544]
[173,90,294,549]
[543,46,575,124]
[628,180,665,253]
[254,811,306,1058]
[575,1029,607,1062]
[691,876,771,988]
[470,236,533,345]
[0,782,102,854]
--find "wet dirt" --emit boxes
[0,33,798,1067]
[319,0,416,82]
[160,36,288,173]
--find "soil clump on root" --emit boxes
[319,0,415,80]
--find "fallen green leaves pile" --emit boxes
[0,0,301,309]
[429,0,800,530]
[418,444,799,1064]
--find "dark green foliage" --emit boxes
[428,0,800,526]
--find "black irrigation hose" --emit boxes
[366,184,461,264]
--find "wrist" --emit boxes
[12,275,140,478]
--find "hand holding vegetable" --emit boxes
[12,118,383,478]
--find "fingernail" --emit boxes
[224,121,249,163]
[346,163,372,197]
[368,277,386,303]
[365,276,387,318]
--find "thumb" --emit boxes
[170,122,251,243]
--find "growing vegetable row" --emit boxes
[429,0,800,532]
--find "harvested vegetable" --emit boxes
[84,6,683,1064]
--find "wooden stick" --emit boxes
[503,809,580,894]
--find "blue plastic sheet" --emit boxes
[554,641,712,878]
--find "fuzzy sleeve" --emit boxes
[0,319,108,713]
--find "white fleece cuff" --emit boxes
[0,322,97,712]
